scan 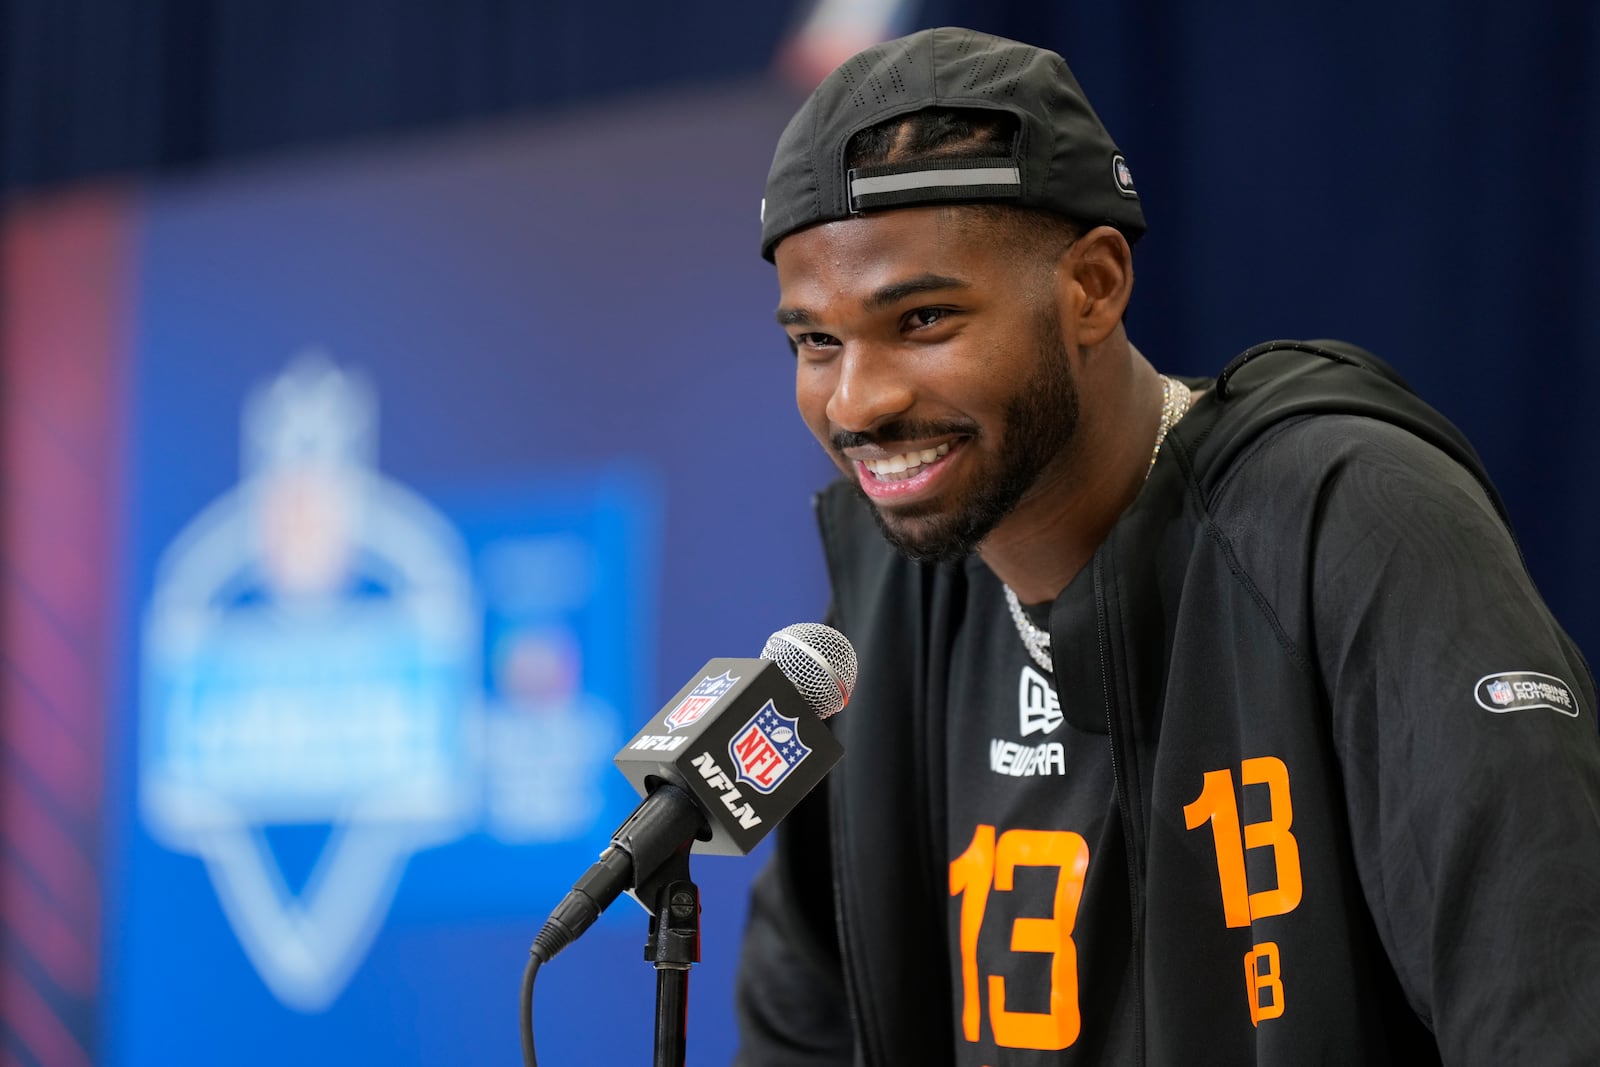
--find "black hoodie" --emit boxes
[735,342,1600,1066]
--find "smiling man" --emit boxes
[735,26,1600,1067]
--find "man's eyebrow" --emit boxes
[775,273,970,328]
[863,273,969,313]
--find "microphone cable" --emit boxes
[520,841,638,1067]
[520,952,541,1067]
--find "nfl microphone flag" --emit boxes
[613,656,844,856]
[522,624,854,1065]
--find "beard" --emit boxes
[836,314,1081,564]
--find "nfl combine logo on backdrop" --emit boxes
[664,671,739,730]
[140,355,478,1012]
[729,702,811,794]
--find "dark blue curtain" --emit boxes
[0,0,796,191]
[5,0,1594,658]
[920,0,1600,662]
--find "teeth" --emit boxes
[864,442,952,480]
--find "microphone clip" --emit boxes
[639,846,700,971]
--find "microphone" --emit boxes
[529,622,856,965]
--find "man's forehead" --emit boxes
[773,212,988,318]
[774,207,991,281]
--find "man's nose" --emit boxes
[825,345,914,434]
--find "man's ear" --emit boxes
[1056,225,1133,347]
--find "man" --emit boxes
[734,26,1600,1066]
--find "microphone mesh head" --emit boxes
[760,623,858,720]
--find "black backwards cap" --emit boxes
[760,26,1146,261]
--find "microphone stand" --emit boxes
[636,841,700,1067]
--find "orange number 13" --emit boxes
[948,826,1089,1051]
[1182,755,1303,927]
[1183,755,1302,1028]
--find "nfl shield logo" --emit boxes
[1113,154,1137,195]
[729,700,811,795]
[1487,680,1515,706]
[664,671,739,731]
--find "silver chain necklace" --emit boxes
[1002,374,1192,674]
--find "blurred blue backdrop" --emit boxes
[1,1,1595,1065]
[108,84,829,1066]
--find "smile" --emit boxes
[862,442,952,481]
[853,441,961,501]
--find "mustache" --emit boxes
[831,419,977,453]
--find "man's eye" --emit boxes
[909,307,947,328]
[794,332,838,349]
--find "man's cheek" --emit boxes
[794,392,831,449]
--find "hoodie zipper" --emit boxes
[828,773,876,1067]
[1096,554,1148,1067]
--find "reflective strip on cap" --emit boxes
[849,165,1021,202]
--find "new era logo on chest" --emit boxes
[1019,665,1063,736]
